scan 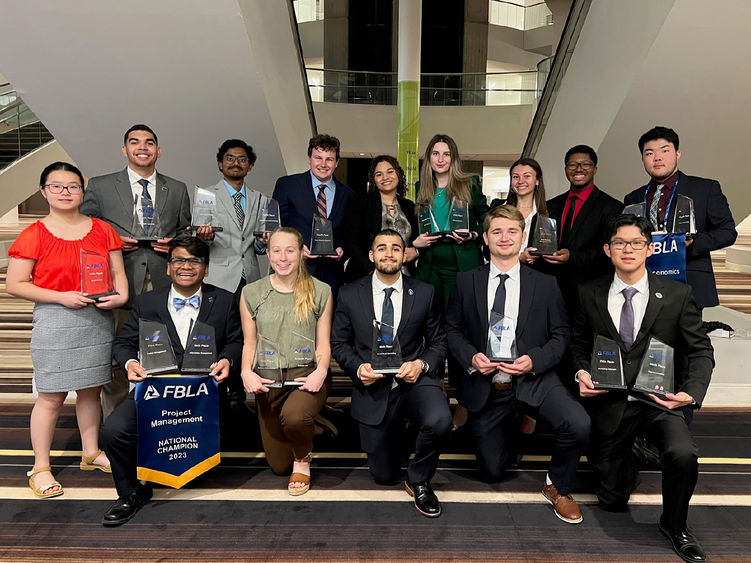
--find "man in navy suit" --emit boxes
[100,236,242,527]
[446,205,590,525]
[624,126,737,310]
[332,229,451,518]
[272,134,355,298]
[572,214,713,563]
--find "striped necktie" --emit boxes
[316,185,327,218]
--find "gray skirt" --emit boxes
[31,302,114,393]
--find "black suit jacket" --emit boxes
[331,273,447,426]
[273,171,355,293]
[539,185,623,313]
[571,272,714,436]
[624,172,737,308]
[113,283,243,373]
[445,263,571,412]
[342,191,419,283]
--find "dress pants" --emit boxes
[589,401,698,533]
[101,393,140,498]
[468,384,590,494]
[256,374,331,474]
[359,383,451,485]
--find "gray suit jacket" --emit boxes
[80,168,191,307]
[201,180,266,292]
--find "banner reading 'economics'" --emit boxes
[646,232,687,284]
[135,375,220,488]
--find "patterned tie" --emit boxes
[138,178,154,236]
[232,191,245,227]
[382,287,395,340]
[649,183,664,230]
[619,287,638,349]
[316,185,327,218]
[489,273,509,327]
[559,195,578,245]
[173,295,200,311]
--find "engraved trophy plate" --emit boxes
[310,215,338,256]
[132,192,163,242]
[448,198,471,238]
[253,197,281,236]
[632,337,674,398]
[139,320,179,375]
[529,215,558,256]
[254,335,283,388]
[672,194,696,235]
[80,248,118,301]
[486,316,518,363]
[623,203,647,218]
[590,335,626,390]
[190,186,223,232]
[371,320,403,374]
[287,331,315,386]
[416,203,451,236]
[181,321,217,374]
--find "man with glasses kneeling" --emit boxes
[100,235,242,526]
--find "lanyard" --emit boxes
[642,176,679,230]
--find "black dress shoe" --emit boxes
[102,485,153,527]
[659,523,707,563]
[404,481,441,518]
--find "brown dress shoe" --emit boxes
[542,482,583,524]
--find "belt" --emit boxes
[492,381,512,391]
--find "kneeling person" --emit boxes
[101,236,242,526]
[332,229,451,517]
[445,205,590,524]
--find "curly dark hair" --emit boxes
[366,155,406,198]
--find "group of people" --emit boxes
[6,123,737,563]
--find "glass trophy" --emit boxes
[138,320,178,375]
[190,186,223,232]
[80,248,118,301]
[416,203,451,236]
[672,195,696,235]
[632,337,674,398]
[254,335,283,388]
[449,198,471,237]
[253,196,281,236]
[181,321,217,373]
[529,215,558,256]
[132,193,163,242]
[371,320,403,374]
[287,331,315,386]
[486,315,518,363]
[310,215,337,256]
[589,335,626,390]
[623,203,646,218]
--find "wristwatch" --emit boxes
[419,359,430,373]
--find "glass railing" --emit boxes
[489,0,554,30]
[306,68,539,106]
[0,85,54,170]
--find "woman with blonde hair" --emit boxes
[240,227,333,495]
[413,133,489,310]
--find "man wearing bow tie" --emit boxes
[572,214,713,563]
[100,236,242,526]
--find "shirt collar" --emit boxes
[169,285,203,311]
[372,272,403,296]
[489,260,521,281]
[310,171,336,192]
[568,182,595,202]
[610,271,649,296]
[649,170,679,191]
[127,167,157,187]
[222,179,246,199]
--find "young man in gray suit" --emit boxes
[80,124,191,415]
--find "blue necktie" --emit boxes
[138,178,154,236]
[382,287,395,339]
[173,295,200,311]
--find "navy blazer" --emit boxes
[624,172,737,308]
[113,283,242,373]
[571,272,714,435]
[331,273,447,426]
[445,263,570,412]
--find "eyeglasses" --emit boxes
[609,239,648,250]
[565,162,595,171]
[43,184,83,194]
[224,155,249,164]
[168,257,205,266]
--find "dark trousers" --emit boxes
[589,401,698,533]
[359,384,451,485]
[468,384,590,494]
[101,394,140,498]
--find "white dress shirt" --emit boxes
[487,261,521,383]
[608,272,649,345]
[127,167,157,228]
[168,285,202,348]
[372,273,404,332]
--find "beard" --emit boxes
[375,261,401,275]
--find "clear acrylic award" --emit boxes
[449,198,471,237]
[132,193,162,242]
[672,195,696,235]
[486,315,518,362]
[138,319,178,375]
[80,248,118,301]
[529,215,558,256]
[590,335,626,390]
[254,197,281,236]
[181,320,217,374]
[371,320,403,374]
[310,215,337,256]
[190,186,223,232]
[632,337,674,398]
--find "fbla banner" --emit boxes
[646,232,687,283]
[135,375,220,488]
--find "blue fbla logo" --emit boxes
[597,350,617,356]
[85,263,104,269]
[192,334,212,342]
[295,348,312,354]
[146,330,163,342]
[652,239,679,255]
[198,198,215,205]
[650,352,668,361]
[260,350,275,356]
[491,323,511,332]
[378,335,394,344]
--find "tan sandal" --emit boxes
[80,449,111,473]
[27,466,63,499]
[288,454,312,496]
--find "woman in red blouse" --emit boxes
[7,162,128,498]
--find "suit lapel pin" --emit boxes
[208,296,214,303]
[408,288,414,296]
[655,292,663,299]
